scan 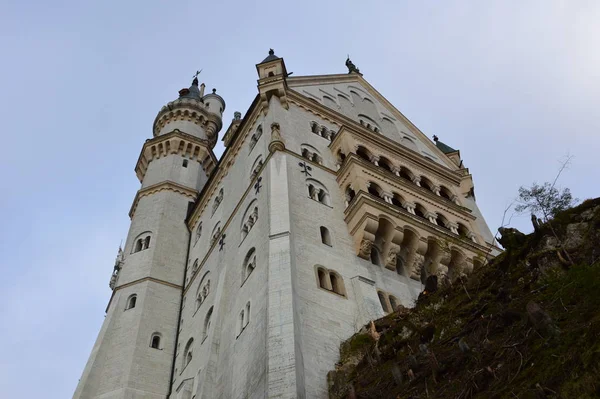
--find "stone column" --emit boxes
[448,222,459,235]
[412,175,422,187]
[432,185,441,196]
[370,155,380,166]
[405,202,416,215]
[382,192,393,204]
[425,211,438,225]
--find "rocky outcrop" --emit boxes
[329,198,600,399]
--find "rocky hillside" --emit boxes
[328,198,600,399]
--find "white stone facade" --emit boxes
[74,52,499,399]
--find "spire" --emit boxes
[178,77,202,100]
[260,48,280,64]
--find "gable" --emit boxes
[289,77,453,169]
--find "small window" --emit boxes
[320,226,332,246]
[389,296,399,312]
[182,159,188,168]
[135,239,143,252]
[151,334,161,349]
[144,236,151,249]
[126,294,137,310]
[317,268,328,289]
[330,272,343,295]
[378,291,390,313]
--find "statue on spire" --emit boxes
[345,56,361,75]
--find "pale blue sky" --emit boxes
[1,1,599,397]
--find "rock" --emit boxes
[563,222,588,251]
[580,205,599,221]
[526,301,560,336]
[540,235,559,251]
[498,227,527,250]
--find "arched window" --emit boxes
[356,146,372,162]
[458,223,474,242]
[389,295,399,312]
[196,272,210,310]
[132,232,152,253]
[378,291,390,313]
[317,267,329,290]
[212,188,223,215]
[420,176,435,192]
[306,179,331,206]
[249,125,263,151]
[242,248,256,284]
[300,144,322,165]
[241,200,259,241]
[183,338,194,368]
[392,192,405,209]
[378,156,394,173]
[210,223,221,246]
[440,186,454,202]
[250,155,264,181]
[315,266,346,297]
[367,181,383,198]
[399,167,414,183]
[126,294,137,310]
[436,213,450,231]
[329,272,345,296]
[203,306,213,342]
[195,222,202,244]
[320,226,332,246]
[310,121,319,134]
[150,333,161,349]
[414,203,428,220]
[358,114,379,131]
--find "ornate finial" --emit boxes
[269,48,275,55]
[234,111,242,120]
[345,56,361,74]
[192,69,202,86]
[212,88,217,94]
[433,135,439,142]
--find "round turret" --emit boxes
[202,88,226,117]
[152,78,223,148]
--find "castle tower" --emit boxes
[73,78,224,399]
[75,51,499,399]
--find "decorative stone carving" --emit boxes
[410,254,425,281]
[358,239,373,260]
[405,202,416,215]
[385,250,398,269]
[268,122,285,152]
[412,176,422,187]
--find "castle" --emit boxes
[73,50,500,399]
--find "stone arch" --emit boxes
[436,213,451,231]
[367,181,384,198]
[414,203,428,220]
[420,176,435,192]
[399,166,416,183]
[391,192,406,209]
[400,136,418,152]
[378,156,395,173]
[323,95,337,109]
[440,185,454,201]
[356,145,373,162]
[382,117,398,135]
